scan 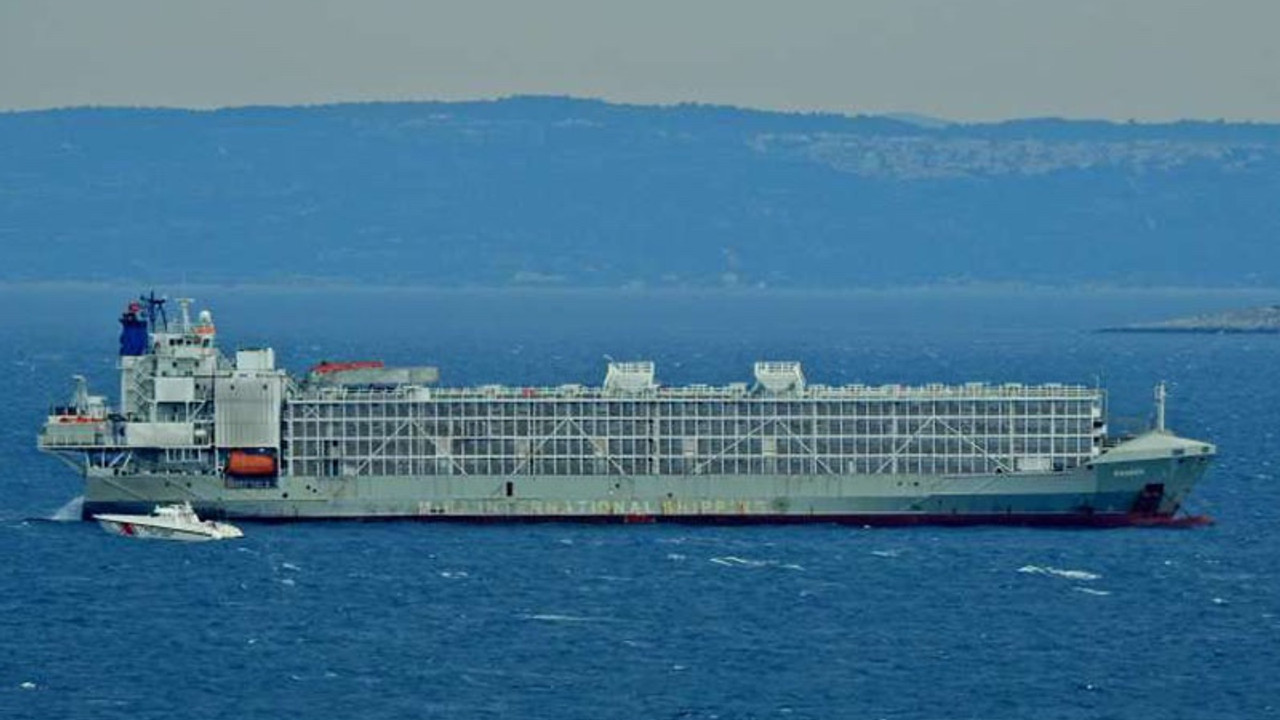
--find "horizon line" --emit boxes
[2,93,1275,128]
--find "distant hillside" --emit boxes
[1101,305,1280,333]
[2,96,1279,288]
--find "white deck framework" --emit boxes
[282,384,1104,478]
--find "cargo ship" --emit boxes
[39,294,1215,526]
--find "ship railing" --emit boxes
[294,384,1100,403]
[37,433,119,449]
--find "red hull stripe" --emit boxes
[80,503,1211,528]
[205,512,1213,529]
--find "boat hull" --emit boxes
[95,516,223,541]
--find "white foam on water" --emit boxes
[520,613,607,623]
[870,550,901,558]
[666,553,686,561]
[279,578,296,587]
[281,562,301,572]
[439,570,469,579]
[710,556,802,570]
[20,681,36,690]
[50,496,83,522]
[1074,587,1112,596]
[722,555,767,566]
[1018,565,1101,581]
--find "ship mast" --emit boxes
[1155,381,1167,432]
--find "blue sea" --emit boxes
[2,286,1278,719]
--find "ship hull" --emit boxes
[78,449,1211,527]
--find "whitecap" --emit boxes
[666,553,686,561]
[711,555,799,569]
[718,555,767,567]
[870,550,900,558]
[281,562,301,572]
[520,613,606,623]
[20,681,36,690]
[439,570,469,579]
[1018,565,1101,581]
[1074,587,1112,596]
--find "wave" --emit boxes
[519,613,609,623]
[1017,565,1101,581]
[710,555,766,567]
[710,556,803,570]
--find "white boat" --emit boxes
[93,502,244,541]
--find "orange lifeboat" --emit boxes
[227,451,277,476]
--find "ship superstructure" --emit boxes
[40,295,1216,526]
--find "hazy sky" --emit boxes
[2,0,1278,121]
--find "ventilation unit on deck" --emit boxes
[754,361,806,394]
[604,361,657,393]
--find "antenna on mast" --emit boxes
[139,291,168,333]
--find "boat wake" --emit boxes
[49,496,84,522]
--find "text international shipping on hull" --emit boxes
[39,295,1215,526]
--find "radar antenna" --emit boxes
[176,297,194,332]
